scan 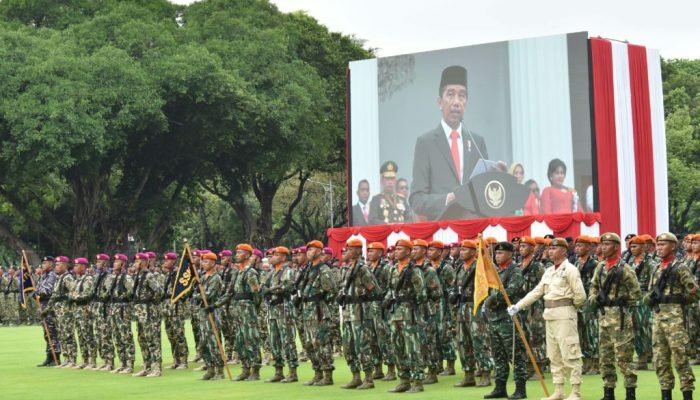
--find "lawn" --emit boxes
[0,323,687,399]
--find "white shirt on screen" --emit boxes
[441,119,464,184]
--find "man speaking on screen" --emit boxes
[410,65,490,221]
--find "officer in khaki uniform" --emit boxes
[509,238,587,400]
[588,233,641,400]
[643,233,699,400]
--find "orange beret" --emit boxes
[519,236,536,246]
[395,239,413,249]
[485,237,498,245]
[639,234,655,243]
[428,240,444,249]
[368,242,386,251]
[591,236,601,244]
[201,252,218,261]
[460,239,477,249]
[346,238,363,248]
[274,246,290,254]
[544,238,552,246]
[691,234,700,242]
[575,235,593,244]
[412,239,429,248]
[628,236,646,245]
[236,243,253,253]
[534,237,547,244]
[306,240,324,249]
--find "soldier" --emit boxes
[253,249,272,364]
[685,235,700,365]
[383,239,427,393]
[214,243,261,381]
[131,252,164,377]
[91,254,114,371]
[35,256,60,367]
[588,233,641,400]
[621,234,636,264]
[483,241,528,400]
[368,161,412,224]
[338,239,380,389]
[572,235,599,375]
[292,246,310,363]
[108,254,135,374]
[189,249,203,363]
[518,236,547,377]
[433,241,457,376]
[215,249,237,364]
[198,252,224,380]
[69,257,96,369]
[4,267,19,325]
[627,236,653,370]
[417,240,444,385]
[325,247,343,358]
[42,256,77,368]
[162,252,189,369]
[261,246,299,383]
[367,242,397,381]
[644,233,699,400]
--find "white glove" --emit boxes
[507,305,520,316]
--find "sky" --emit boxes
[170,0,700,59]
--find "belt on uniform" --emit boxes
[544,299,574,308]
[233,293,253,301]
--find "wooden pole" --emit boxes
[23,250,59,366]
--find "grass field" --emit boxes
[0,323,691,399]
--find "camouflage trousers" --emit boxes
[109,303,135,367]
[2,294,19,324]
[422,311,441,369]
[331,305,342,349]
[490,316,528,383]
[258,302,270,353]
[653,307,695,391]
[302,317,334,371]
[90,302,114,364]
[190,301,201,352]
[438,300,457,362]
[268,316,299,368]
[342,318,378,373]
[370,305,395,366]
[40,300,61,356]
[220,305,237,359]
[134,303,162,370]
[391,319,424,381]
[526,300,547,364]
[598,308,636,388]
[684,302,700,358]
[632,300,652,360]
[458,303,494,372]
[232,301,261,369]
[578,304,600,359]
[54,302,77,363]
[74,304,97,364]
[197,308,223,368]
[163,301,189,364]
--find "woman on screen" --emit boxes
[541,158,581,214]
[509,163,541,215]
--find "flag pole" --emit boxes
[479,235,549,397]
[185,241,232,380]
[23,250,59,366]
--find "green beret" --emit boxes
[493,241,514,252]
[550,238,569,248]
[600,232,621,244]
[656,232,678,243]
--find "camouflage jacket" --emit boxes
[107,272,133,303]
[299,261,336,321]
[575,256,597,295]
[385,260,427,322]
[485,261,526,322]
[631,253,653,293]
[131,269,163,304]
[589,258,641,313]
[339,259,379,321]
[47,272,75,309]
[263,263,295,320]
[217,264,260,307]
[197,271,223,310]
[648,258,699,320]
[420,260,442,316]
[70,273,94,305]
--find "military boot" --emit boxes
[483,380,508,398]
[37,355,50,367]
[314,370,333,386]
[146,365,162,377]
[111,364,125,374]
[625,387,636,400]
[683,390,693,400]
[133,367,150,377]
[407,379,424,393]
[46,354,60,367]
[660,390,671,400]
[635,354,649,370]
[389,378,411,393]
[454,370,476,387]
[341,371,362,389]
[303,370,322,386]
[167,361,180,369]
[508,379,527,399]
[544,383,566,400]
[437,359,445,374]
[213,366,224,380]
[86,358,97,370]
[564,384,581,400]
[281,367,298,383]
[382,364,397,381]
[372,364,385,380]
[100,361,114,371]
[233,367,250,381]
[176,357,188,370]
[265,366,284,383]
[601,387,615,400]
[357,371,375,390]
[120,362,134,374]
[423,367,438,384]
[477,370,492,387]
[588,358,599,375]
[440,359,456,376]
[246,366,260,381]
[200,365,216,380]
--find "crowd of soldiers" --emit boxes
[11,232,700,399]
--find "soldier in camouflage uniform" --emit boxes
[433,242,457,376]
[108,254,135,374]
[416,240,443,385]
[326,248,343,357]
[294,240,337,386]
[645,233,699,400]
[162,252,189,369]
[131,252,164,377]
[367,242,397,381]
[627,236,653,370]
[383,239,427,393]
[70,258,97,369]
[42,257,77,368]
[216,250,238,364]
[518,236,547,377]
[35,256,60,367]
[215,244,262,381]
[292,247,310,363]
[198,252,225,380]
[90,254,114,371]
[483,242,528,399]
[574,235,599,375]
[3,268,19,325]
[0,267,6,325]
[685,235,700,365]
[189,250,203,362]
[261,246,299,383]
[253,249,272,364]
[588,233,641,400]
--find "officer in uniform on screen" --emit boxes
[410,65,489,221]
[368,161,412,225]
